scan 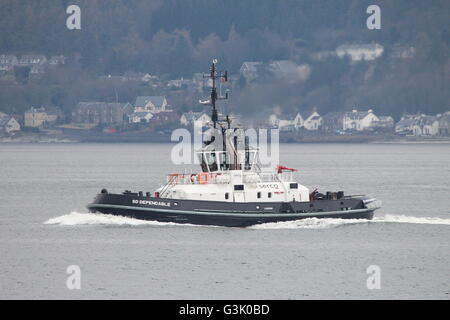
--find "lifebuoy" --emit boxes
[197,172,209,184]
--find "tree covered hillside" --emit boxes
[0,0,449,118]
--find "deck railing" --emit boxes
[165,171,294,185]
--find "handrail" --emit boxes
[159,175,177,198]
[163,171,294,186]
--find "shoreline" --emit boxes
[2,132,450,144]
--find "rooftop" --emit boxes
[344,110,374,120]
[135,96,166,108]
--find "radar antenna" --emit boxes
[203,59,229,128]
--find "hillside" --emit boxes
[0,0,449,118]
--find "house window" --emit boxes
[268,192,272,198]
[257,192,261,199]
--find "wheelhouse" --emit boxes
[197,149,258,173]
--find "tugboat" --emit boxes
[87,60,381,227]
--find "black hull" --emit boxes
[87,193,380,227]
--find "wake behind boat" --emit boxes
[87,60,381,227]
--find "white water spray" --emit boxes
[45,212,450,229]
[44,212,192,227]
[251,214,450,229]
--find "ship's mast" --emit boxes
[204,59,228,129]
[200,59,243,171]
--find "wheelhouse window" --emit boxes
[219,152,230,171]
[268,192,272,198]
[225,193,229,200]
[257,192,261,199]
[205,152,218,172]
[290,183,298,189]
[243,150,257,171]
[234,185,244,191]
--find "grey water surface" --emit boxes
[0,143,449,299]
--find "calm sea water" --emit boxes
[0,143,449,299]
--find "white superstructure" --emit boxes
[155,129,310,203]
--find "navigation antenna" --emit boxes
[203,59,228,129]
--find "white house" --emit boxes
[395,115,419,135]
[292,113,304,128]
[438,112,450,136]
[129,112,154,124]
[180,112,211,127]
[167,78,192,88]
[0,55,18,72]
[141,73,158,83]
[0,116,21,134]
[48,55,66,66]
[18,54,48,74]
[303,111,322,130]
[397,114,440,136]
[411,120,423,136]
[270,112,304,130]
[134,96,170,113]
[371,116,395,129]
[422,116,439,135]
[343,109,379,131]
[336,44,384,62]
